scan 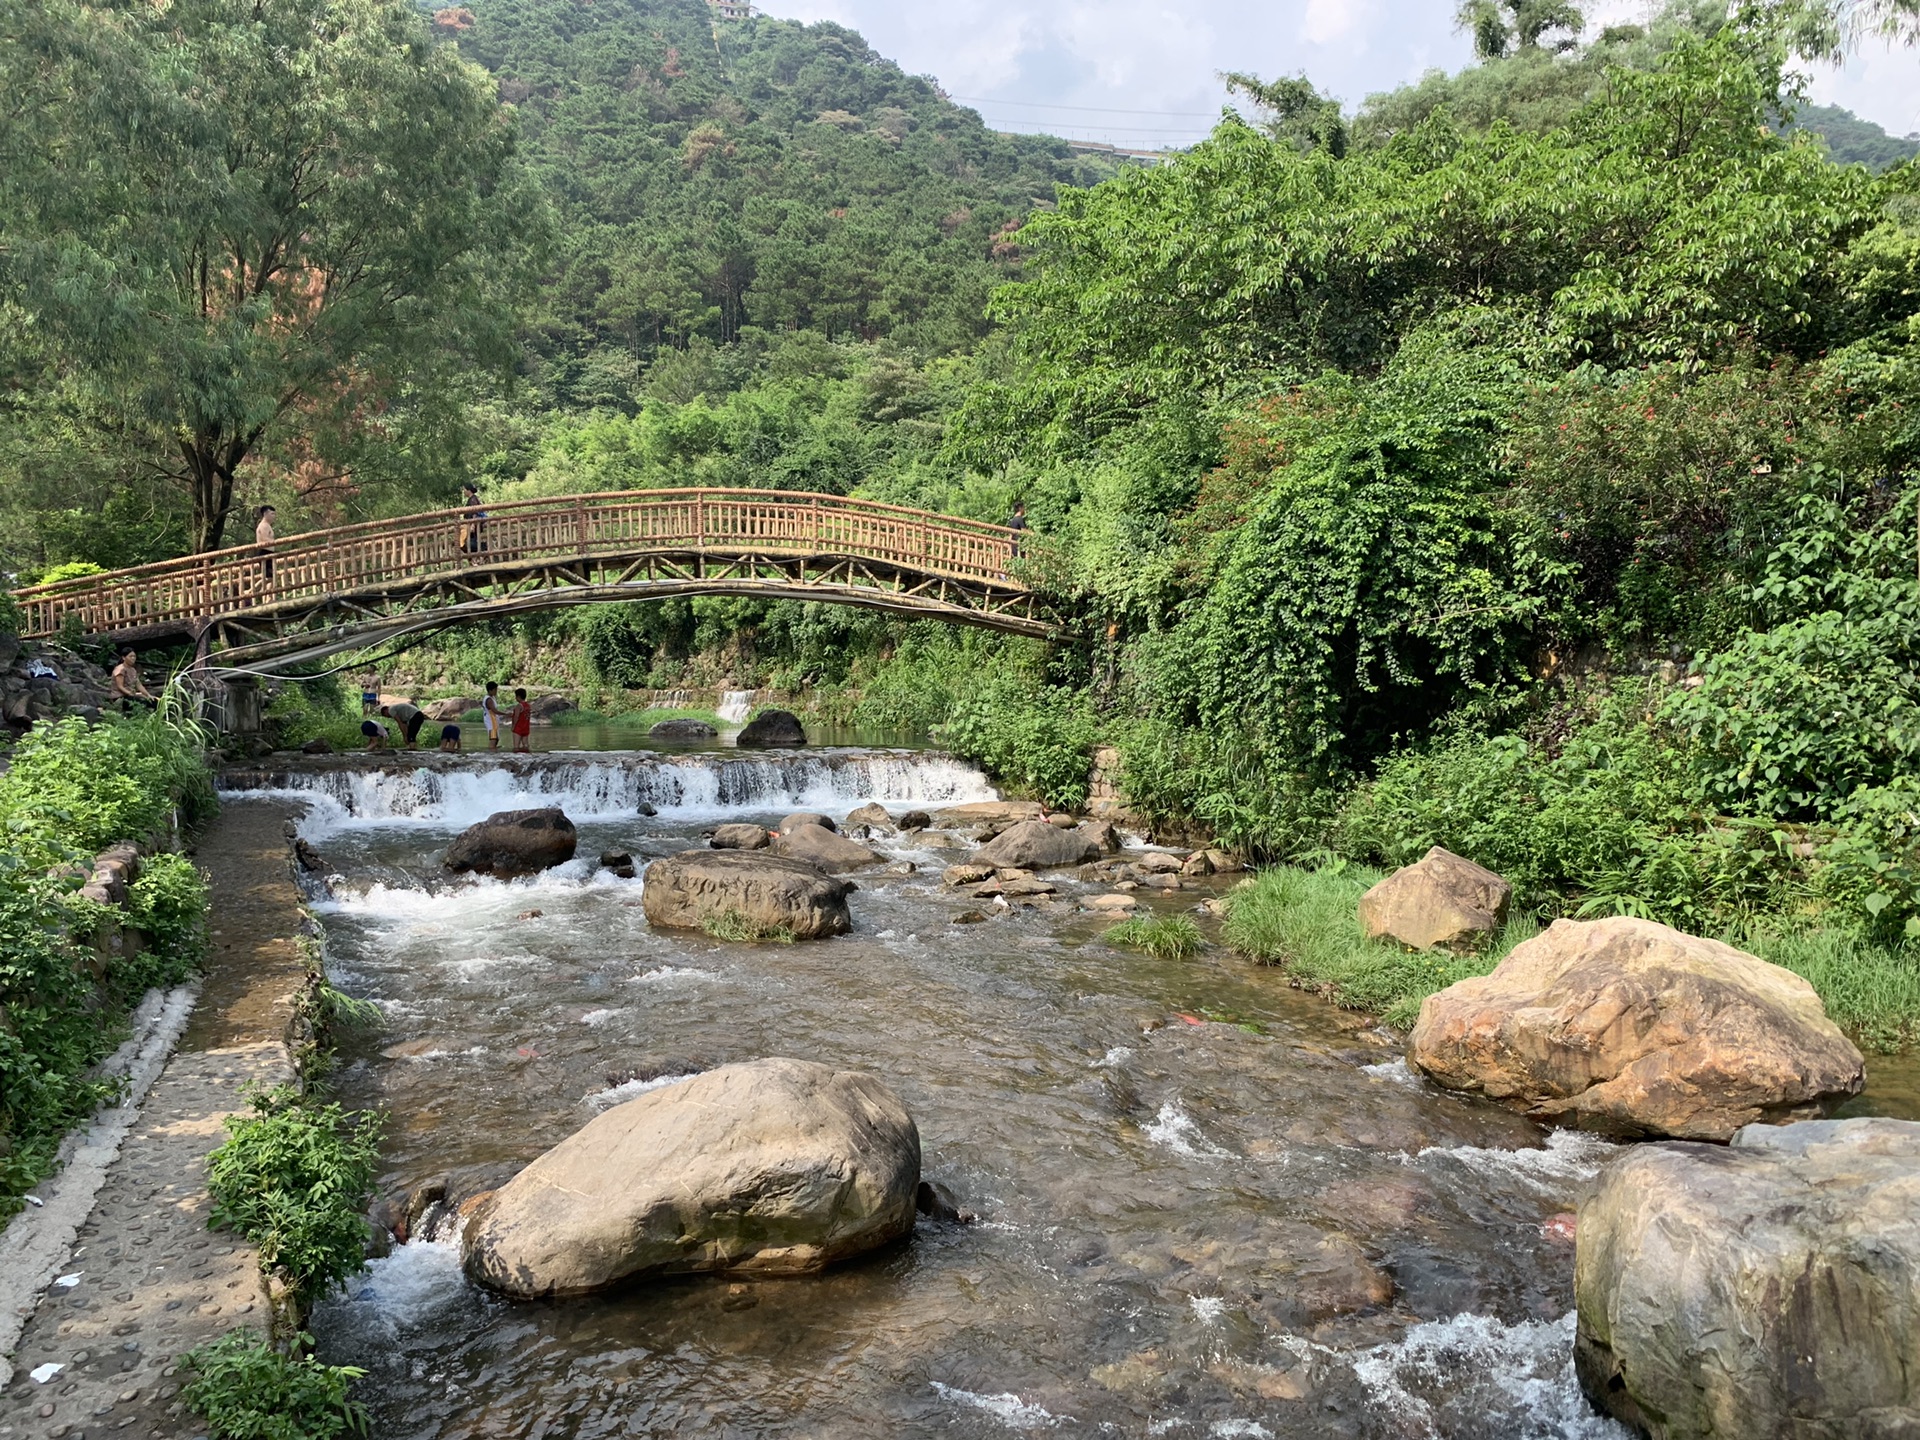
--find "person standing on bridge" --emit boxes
[254,505,276,590]
[460,484,488,555]
[1007,499,1027,561]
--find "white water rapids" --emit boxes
[219,751,1631,1440]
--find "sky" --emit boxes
[759,0,1918,149]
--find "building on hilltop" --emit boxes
[708,0,754,18]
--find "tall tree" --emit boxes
[0,0,544,552]
[1455,0,1586,58]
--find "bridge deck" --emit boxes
[12,489,1037,647]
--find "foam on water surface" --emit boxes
[928,1382,1067,1430]
[1351,1312,1630,1440]
[231,750,997,838]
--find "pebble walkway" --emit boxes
[0,799,312,1440]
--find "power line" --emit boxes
[951,94,1227,119]
[984,119,1217,137]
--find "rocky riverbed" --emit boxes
[226,749,1915,1440]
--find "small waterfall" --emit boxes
[222,750,996,835]
[716,689,757,724]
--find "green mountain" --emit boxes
[433,0,1123,410]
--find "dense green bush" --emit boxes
[206,1086,383,1306]
[183,1331,368,1440]
[0,714,212,866]
[938,677,1097,809]
[125,853,211,987]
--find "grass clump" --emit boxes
[1741,925,1920,1053]
[700,907,796,944]
[1105,914,1206,961]
[206,1085,383,1308]
[1222,863,1534,1028]
[182,1331,368,1440]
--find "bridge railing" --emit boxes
[11,489,1023,641]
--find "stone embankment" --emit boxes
[0,799,312,1439]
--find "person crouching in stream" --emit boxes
[380,700,428,749]
[439,724,463,753]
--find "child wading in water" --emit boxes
[482,680,502,751]
[511,687,532,753]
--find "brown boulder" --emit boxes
[1408,916,1865,1140]
[845,802,894,832]
[778,811,836,834]
[642,850,853,940]
[423,697,475,722]
[930,800,1043,831]
[444,808,578,879]
[972,820,1100,871]
[771,823,883,873]
[462,1058,919,1298]
[709,823,771,851]
[1358,846,1511,951]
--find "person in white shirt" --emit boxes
[255,505,276,588]
[481,680,502,751]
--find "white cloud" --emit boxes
[754,0,1916,139]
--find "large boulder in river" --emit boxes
[737,709,806,747]
[462,1057,920,1299]
[778,811,835,834]
[931,800,1043,832]
[771,823,883,873]
[650,718,717,740]
[642,849,852,939]
[1408,916,1864,1140]
[1358,846,1511,951]
[444,808,578,879]
[1575,1118,1920,1439]
[973,820,1100,871]
[709,822,771,851]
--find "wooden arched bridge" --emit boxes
[11,490,1054,669]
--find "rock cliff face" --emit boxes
[1408,916,1864,1140]
[462,1058,920,1299]
[0,637,117,730]
[1576,1118,1920,1439]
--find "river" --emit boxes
[215,746,1898,1439]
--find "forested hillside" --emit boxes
[8,0,1920,1028]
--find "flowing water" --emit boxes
[233,750,1652,1440]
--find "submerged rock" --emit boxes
[1358,846,1511,952]
[737,709,806,747]
[1408,916,1864,1139]
[771,823,882,873]
[845,802,895,833]
[931,800,1043,831]
[444,808,578,879]
[709,823,771,851]
[650,718,717,740]
[1576,1118,1920,1438]
[462,1058,920,1298]
[973,820,1100,871]
[642,849,853,940]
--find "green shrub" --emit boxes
[1741,924,1920,1054]
[699,908,796,944]
[124,853,210,987]
[0,873,118,1208]
[0,714,208,866]
[35,560,106,586]
[182,1331,368,1440]
[1104,914,1205,961]
[207,1087,383,1305]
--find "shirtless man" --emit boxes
[110,650,157,711]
